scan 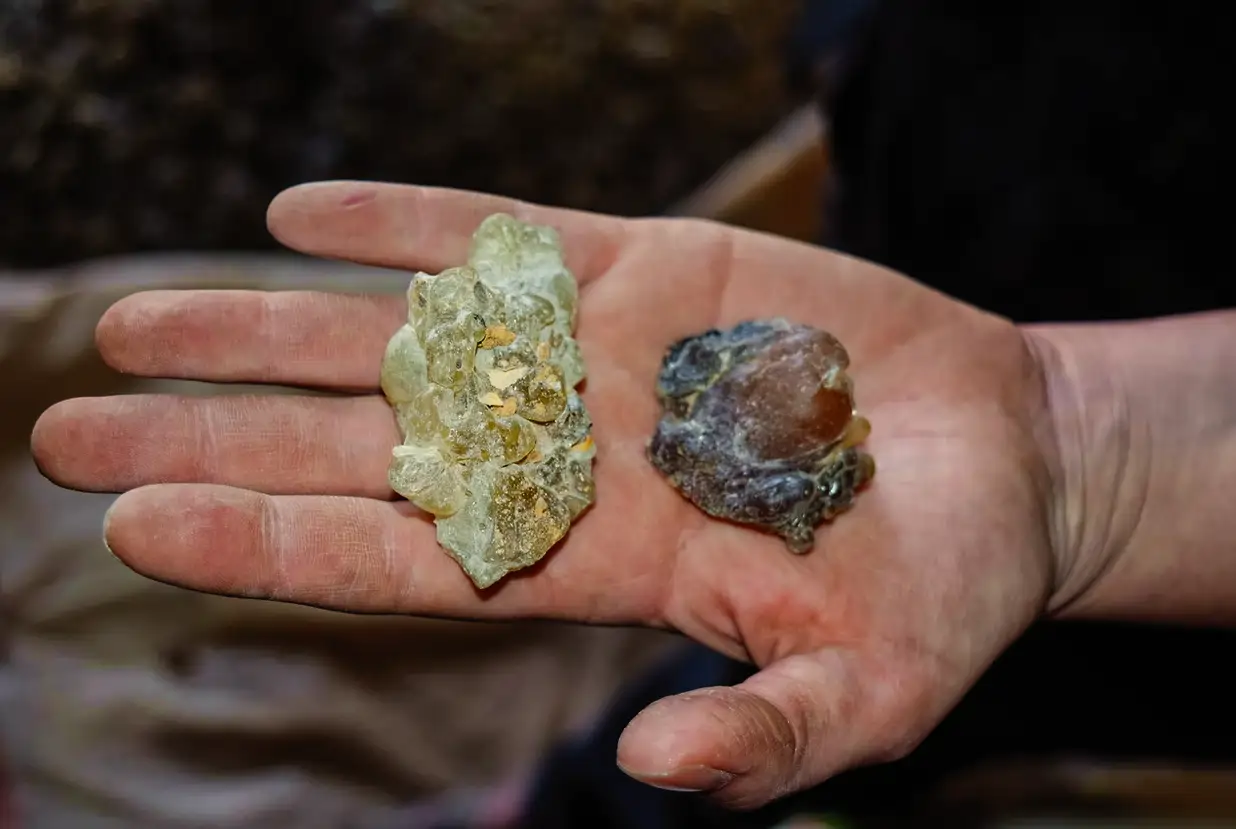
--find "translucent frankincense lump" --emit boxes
[380,213,595,589]
[648,318,874,553]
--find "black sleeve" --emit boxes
[823,0,1235,322]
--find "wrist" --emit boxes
[1021,323,1150,617]
[1018,323,1142,615]
[1025,311,1236,624]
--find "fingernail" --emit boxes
[102,502,117,557]
[618,763,735,793]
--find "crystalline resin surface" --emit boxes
[648,318,874,553]
[381,213,595,588]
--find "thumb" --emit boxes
[616,652,879,810]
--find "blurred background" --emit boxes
[0,0,810,267]
[2,1,1234,828]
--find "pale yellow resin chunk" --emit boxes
[380,214,596,588]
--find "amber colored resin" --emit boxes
[648,318,874,552]
[381,213,595,588]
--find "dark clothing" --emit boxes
[825,0,1235,322]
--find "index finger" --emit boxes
[266,181,631,283]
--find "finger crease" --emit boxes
[259,495,290,598]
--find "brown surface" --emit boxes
[925,760,1236,825]
[671,104,830,242]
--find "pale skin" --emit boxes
[30,182,1236,809]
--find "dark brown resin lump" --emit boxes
[648,319,874,552]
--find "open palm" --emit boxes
[32,182,1064,808]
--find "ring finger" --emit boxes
[32,394,400,498]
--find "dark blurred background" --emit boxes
[3,1,1235,828]
[0,0,800,268]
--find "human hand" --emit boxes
[32,182,1070,808]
